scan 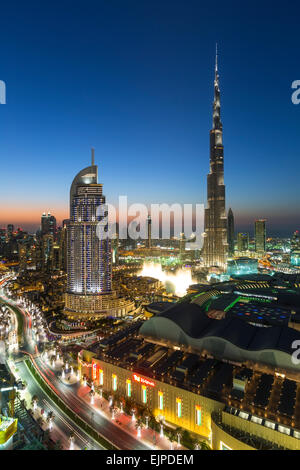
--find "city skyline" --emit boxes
[1,2,300,453]
[0,1,299,236]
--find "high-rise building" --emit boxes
[179,232,186,259]
[255,219,266,253]
[18,242,27,272]
[58,219,69,271]
[290,230,300,266]
[203,47,228,270]
[112,223,119,265]
[65,149,112,316]
[41,212,57,239]
[64,150,135,318]
[42,234,54,271]
[7,225,14,239]
[227,208,235,256]
[147,215,152,249]
[237,232,249,252]
[291,230,300,251]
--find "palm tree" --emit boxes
[131,407,137,422]
[111,406,118,420]
[175,426,183,447]
[36,416,44,428]
[168,430,176,450]
[135,417,143,438]
[200,440,211,450]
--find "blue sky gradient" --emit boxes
[0,0,299,236]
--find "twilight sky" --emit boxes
[0,0,299,236]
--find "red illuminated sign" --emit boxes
[133,374,155,387]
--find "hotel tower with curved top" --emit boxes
[64,149,135,318]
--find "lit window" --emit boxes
[176,398,182,418]
[142,385,147,404]
[158,391,164,410]
[112,374,117,391]
[196,405,201,426]
[99,369,103,385]
[126,379,131,397]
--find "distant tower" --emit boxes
[58,219,69,271]
[291,230,300,251]
[202,45,228,269]
[112,223,119,265]
[41,212,57,240]
[227,208,235,256]
[179,232,186,259]
[255,220,266,253]
[147,215,152,249]
[7,225,14,239]
[42,234,54,271]
[291,230,300,266]
[237,232,249,252]
[18,242,27,272]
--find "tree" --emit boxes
[22,438,46,450]
[36,416,44,427]
[53,439,63,450]
[175,426,183,447]
[200,440,211,450]
[168,430,177,450]
[135,417,143,437]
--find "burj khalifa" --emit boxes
[202,47,228,270]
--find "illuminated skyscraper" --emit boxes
[203,47,228,269]
[41,212,57,239]
[237,232,249,252]
[147,215,152,249]
[255,219,266,253]
[227,208,235,256]
[64,149,113,316]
